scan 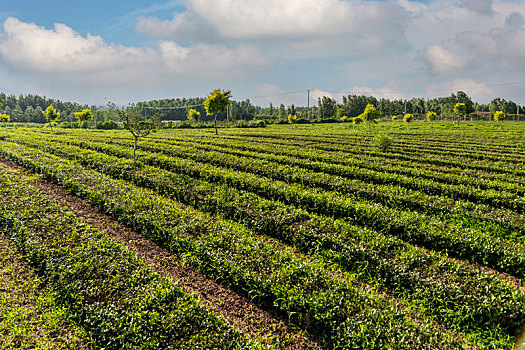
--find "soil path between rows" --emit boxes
[0,158,316,350]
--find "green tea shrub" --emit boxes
[373,133,394,152]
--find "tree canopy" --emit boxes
[204,89,232,134]
[43,104,60,130]
[188,108,201,123]
[74,109,93,127]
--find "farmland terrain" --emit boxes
[0,122,524,349]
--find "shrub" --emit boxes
[373,133,394,152]
[287,114,298,124]
[296,118,311,124]
[403,113,414,123]
[426,111,437,123]
[494,111,505,122]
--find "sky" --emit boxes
[1,0,525,107]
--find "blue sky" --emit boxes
[1,0,525,106]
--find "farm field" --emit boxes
[0,121,525,349]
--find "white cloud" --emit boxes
[136,0,412,57]
[160,41,269,77]
[0,17,268,84]
[425,78,492,101]
[418,45,469,75]
[456,0,493,15]
[417,10,525,77]
[0,17,159,74]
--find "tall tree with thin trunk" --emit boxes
[361,104,380,133]
[116,106,161,164]
[453,103,466,125]
[43,104,60,131]
[203,89,232,135]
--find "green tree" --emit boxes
[278,104,286,118]
[287,114,298,124]
[318,96,337,119]
[426,111,437,123]
[352,115,364,125]
[453,103,466,124]
[203,89,232,135]
[43,104,60,131]
[115,106,161,164]
[0,114,10,123]
[188,108,201,123]
[74,109,93,128]
[494,111,505,122]
[361,104,380,132]
[403,113,414,123]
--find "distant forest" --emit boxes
[0,90,522,124]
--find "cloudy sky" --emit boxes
[1,0,525,106]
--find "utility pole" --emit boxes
[517,104,520,122]
[307,90,310,119]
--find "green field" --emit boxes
[0,121,524,349]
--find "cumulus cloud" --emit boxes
[456,0,493,15]
[159,41,269,77]
[0,17,159,74]
[417,45,469,75]
[136,0,412,57]
[426,78,492,101]
[0,17,268,84]
[417,11,525,77]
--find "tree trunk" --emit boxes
[133,137,138,164]
[214,114,218,135]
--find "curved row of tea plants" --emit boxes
[220,129,525,166]
[7,134,525,272]
[20,131,523,243]
[0,142,462,349]
[1,138,524,349]
[0,166,258,350]
[204,131,525,177]
[83,130,525,211]
[0,231,92,350]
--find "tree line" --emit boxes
[0,90,522,125]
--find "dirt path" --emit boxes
[0,158,316,350]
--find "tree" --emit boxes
[453,103,466,124]
[0,114,9,123]
[451,91,474,114]
[318,96,337,119]
[288,114,298,124]
[361,104,380,132]
[43,104,60,131]
[188,108,201,123]
[116,106,161,164]
[403,113,414,123]
[352,115,364,124]
[494,111,505,122]
[203,89,232,135]
[426,111,437,123]
[278,104,286,118]
[74,109,93,128]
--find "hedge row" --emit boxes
[1,138,524,348]
[0,141,461,349]
[0,166,257,350]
